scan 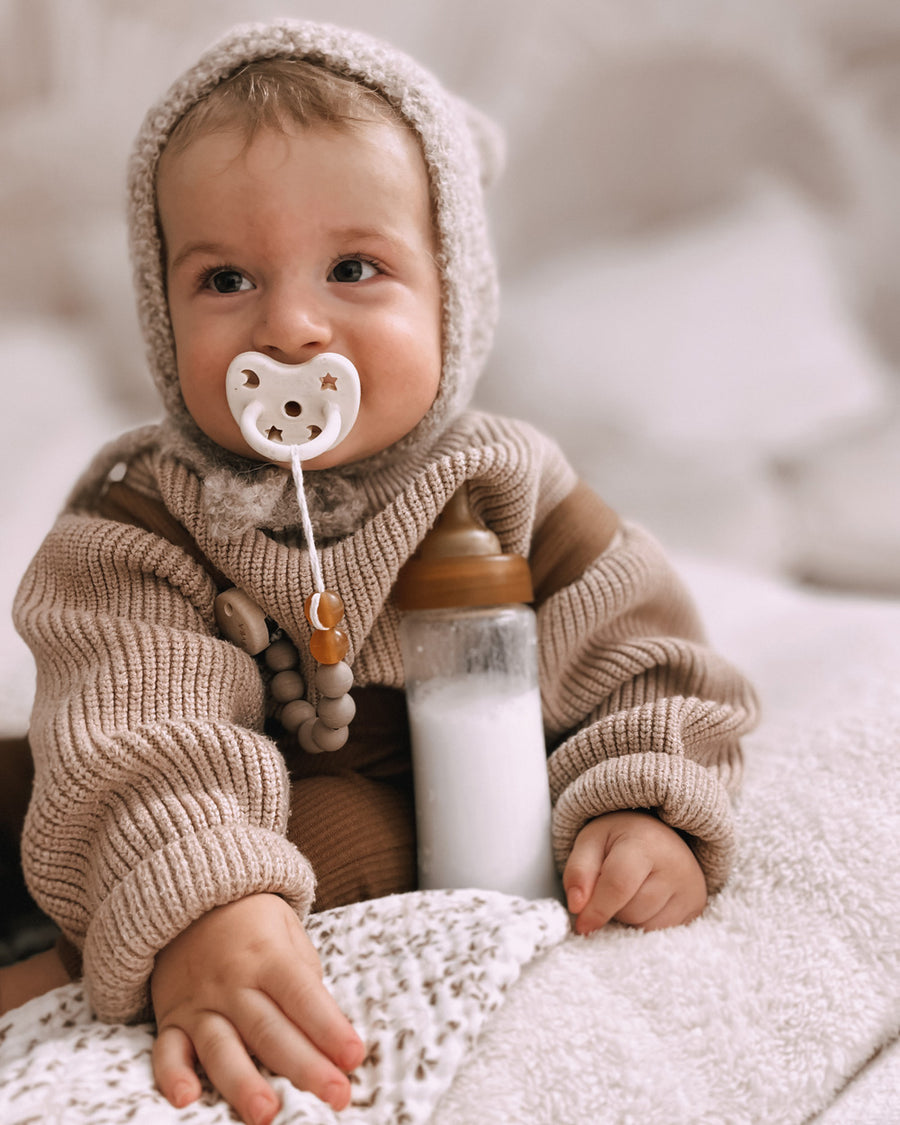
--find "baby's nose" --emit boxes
[252,289,333,362]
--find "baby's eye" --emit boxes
[329,258,379,284]
[206,268,254,294]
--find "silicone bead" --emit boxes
[265,638,299,672]
[270,669,306,704]
[304,590,344,630]
[311,720,349,752]
[317,693,356,729]
[281,698,315,733]
[298,717,325,754]
[214,589,270,655]
[309,627,349,664]
[316,660,354,696]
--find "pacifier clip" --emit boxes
[216,350,362,753]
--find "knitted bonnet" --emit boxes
[127,19,502,516]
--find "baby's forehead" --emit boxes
[156,117,438,252]
[161,56,404,161]
[156,119,438,266]
[158,117,427,196]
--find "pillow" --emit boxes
[479,183,890,570]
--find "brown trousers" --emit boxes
[283,684,417,912]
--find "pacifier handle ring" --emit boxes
[239,400,343,463]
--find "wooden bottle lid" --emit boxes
[393,485,534,611]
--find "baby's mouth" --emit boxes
[225,351,360,464]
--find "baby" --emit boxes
[9,19,757,1125]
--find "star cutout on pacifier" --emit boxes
[320,373,338,391]
[266,426,283,442]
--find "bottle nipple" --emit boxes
[394,484,533,611]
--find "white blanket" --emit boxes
[1,562,899,1125]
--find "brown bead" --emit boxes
[315,660,353,697]
[298,717,325,754]
[311,720,349,752]
[214,589,269,655]
[270,669,306,704]
[265,638,299,672]
[317,693,356,729]
[304,590,344,630]
[281,698,315,733]
[309,627,349,665]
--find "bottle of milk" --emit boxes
[394,485,561,901]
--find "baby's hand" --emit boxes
[151,893,366,1125]
[563,811,707,935]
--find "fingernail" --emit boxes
[325,1080,349,1110]
[249,1092,277,1125]
[173,1082,195,1108]
[342,1035,366,1069]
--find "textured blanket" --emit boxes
[1,562,898,1125]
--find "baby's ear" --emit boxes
[459,100,506,191]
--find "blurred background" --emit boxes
[2,0,900,736]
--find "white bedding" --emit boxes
[2,560,898,1125]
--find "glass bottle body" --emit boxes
[400,604,560,900]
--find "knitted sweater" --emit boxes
[15,410,757,1023]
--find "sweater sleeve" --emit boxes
[13,510,316,1023]
[536,509,759,893]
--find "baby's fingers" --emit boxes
[233,990,357,1112]
[575,843,653,935]
[267,926,365,1073]
[187,1011,281,1125]
[562,822,607,916]
[153,1024,204,1110]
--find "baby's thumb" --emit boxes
[565,882,587,914]
[563,824,606,915]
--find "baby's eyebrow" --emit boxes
[168,228,418,274]
[330,225,414,253]
[333,225,392,242]
[169,240,230,273]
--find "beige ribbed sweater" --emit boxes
[15,410,757,1023]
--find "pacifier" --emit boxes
[226,351,360,463]
[221,350,361,755]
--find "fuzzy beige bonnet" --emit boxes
[127,19,502,476]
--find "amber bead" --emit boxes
[304,590,344,630]
[309,626,349,664]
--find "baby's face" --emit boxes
[157,120,442,468]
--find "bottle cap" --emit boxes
[394,486,534,611]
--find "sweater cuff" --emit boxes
[82,825,316,1023]
[551,753,737,893]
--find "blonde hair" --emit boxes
[165,57,403,155]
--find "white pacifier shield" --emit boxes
[226,351,360,463]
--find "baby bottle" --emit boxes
[394,485,561,901]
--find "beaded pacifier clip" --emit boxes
[218,350,361,753]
